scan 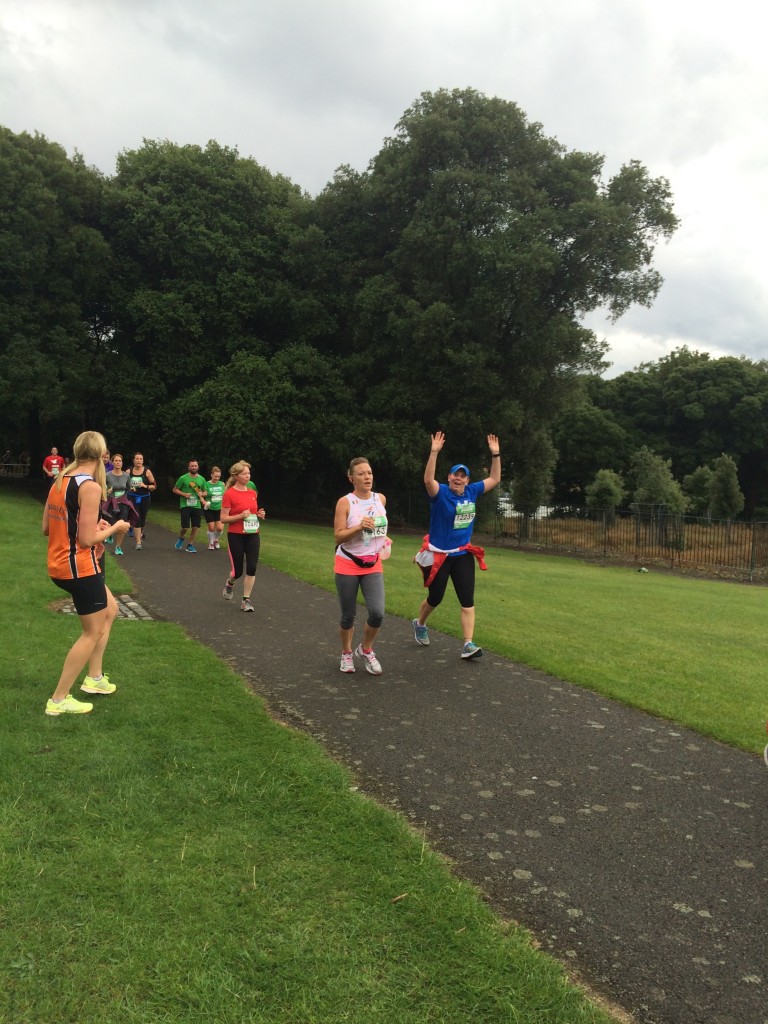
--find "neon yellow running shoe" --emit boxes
[45,694,93,716]
[80,674,116,695]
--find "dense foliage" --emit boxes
[0,91,691,504]
[552,348,768,516]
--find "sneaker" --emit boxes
[186,544,197,553]
[412,619,430,646]
[241,598,254,613]
[45,694,93,716]
[135,542,142,550]
[114,546,124,556]
[174,538,184,550]
[81,673,117,695]
[355,644,382,675]
[223,581,234,600]
[208,542,215,550]
[214,540,220,549]
[128,527,134,537]
[104,536,114,545]
[339,651,355,673]
[461,641,483,660]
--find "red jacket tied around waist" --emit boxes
[417,535,487,587]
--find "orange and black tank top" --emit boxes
[46,474,101,580]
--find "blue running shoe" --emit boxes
[412,619,430,646]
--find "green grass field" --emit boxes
[161,507,767,755]
[1,488,618,1023]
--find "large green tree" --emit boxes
[103,140,334,460]
[0,127,111,457]
[314,88,678,485]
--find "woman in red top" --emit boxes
[221,460,266,613]
[43,430,130,715]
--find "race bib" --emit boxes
[243,515,260,533]
[453,501,476,529]
[186,495,199,507]
[52,465,59,476]
[363,515,388,539]
[130,476,142,489]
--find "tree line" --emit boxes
[10,88,759,516]
[552,347,768,518]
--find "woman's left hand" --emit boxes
[257,508,266,519]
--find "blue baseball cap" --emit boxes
[449,464,470,477]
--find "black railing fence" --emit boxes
[265,490,768,581]
[487,504,768,582]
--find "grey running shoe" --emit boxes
[354,644,382,675]
[241,598,254,613]
[461,641,483,660]
[412,619,429,646]
[223,581,234,600]
[339,651,355,673]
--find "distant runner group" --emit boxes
[41,430,501,715]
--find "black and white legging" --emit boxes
[335,572,385,630]
[227,532,260,580]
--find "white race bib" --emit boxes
[243,515,260,534]
[453,501,476,529]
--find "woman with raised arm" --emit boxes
[43,430,130,715]
[411,431,501,660]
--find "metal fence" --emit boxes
[0,462,29,479]
[487,505,768,582]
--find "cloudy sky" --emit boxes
[2,0,766,376]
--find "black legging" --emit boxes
[227,532,260,580]
[128,492,151,528]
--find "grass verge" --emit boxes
[1,488,616,1023]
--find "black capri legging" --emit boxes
[422,552,475,608]
[129,493,151,528]
[227,532,260,580]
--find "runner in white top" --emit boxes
[333,457,390,675]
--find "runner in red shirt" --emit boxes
[220,460,266,613]
[42,447,66,481]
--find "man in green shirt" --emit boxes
[172,459,208,553]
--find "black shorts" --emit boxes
[51,574,108,616]
[180,507,202,529]
[204,507,221,524]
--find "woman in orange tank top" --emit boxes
[42,431,130,716]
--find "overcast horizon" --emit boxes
[2,0,766,377]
